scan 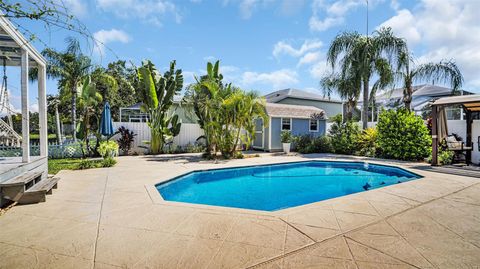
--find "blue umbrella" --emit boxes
[100,102,114,136]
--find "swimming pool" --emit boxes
[156,161,421,211]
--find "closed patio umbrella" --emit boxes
[100,102,114,136]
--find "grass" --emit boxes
[48,158,103,174]
[30,133,57,140]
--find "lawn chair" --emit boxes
[446,135,472,164]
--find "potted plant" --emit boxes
[281,130,292,154]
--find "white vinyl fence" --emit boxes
[112,122,204,152]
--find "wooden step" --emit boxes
[17,177,60,204]
[0,171,43,187]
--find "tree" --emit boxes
[327,27,406,128]
[136,60,183,154]
[46,94,62,143]
[321,71,361,121]
[40,38,92,141]
[396,52,464,111]
[183,61,225,154]
[93,61,138,121]
[76,76,102,156]
[184,61,268,158]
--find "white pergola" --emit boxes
[0,15,47,163]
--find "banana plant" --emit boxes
[137,60,183,154]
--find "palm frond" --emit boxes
[413,60,464,92]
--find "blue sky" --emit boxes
[4,0,480,112]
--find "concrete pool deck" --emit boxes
[0,154,479,268]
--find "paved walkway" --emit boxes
[0,154,479,268]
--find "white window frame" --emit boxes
[309,119,319,132]
[281,117,292,131]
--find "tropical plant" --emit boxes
[136,60,183,154]
[46,95,62,143]
[117,126,136,155]
[183,61,225,154]
[76,76,103,156]
[377,109,431,160]
[281,130,292,143]
[293,135,333,154]
[40,38,92,141]
[328,114,360,154]
[321,72,361,121]
[327,27,407,128]
[98,140,119,159]
[184,61,267,158]
[357,127,378,157]
[396,52,464,111]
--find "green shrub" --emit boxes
[77,159,98,170]
[357,128,378,157]
[98,140,119,159]
[293,135,333,154]
[101,157,117,167]
[438,150,454,165]
[328,115,360,154]
[281,130,292,143]
[377,109,431,161]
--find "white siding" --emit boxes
[112,122,203,151]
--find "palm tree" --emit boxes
[321,71,361,121]
[396,52,464,111]
[41,38,92,141]
[327,27,407,128]
[46,95,62,143]
[77,76,102,156]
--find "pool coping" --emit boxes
[144,158,427,216]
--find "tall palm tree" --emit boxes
[42,38,92,141]
[46,95,62,143]
[396,52,464,111]
[321,71,361,121]
[327,27,407,128]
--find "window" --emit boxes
[309,119,319,132]
[446,105,462,120]
[281,118,291,131]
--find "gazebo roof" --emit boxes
[0,14,46,67]
[432,94,480,111]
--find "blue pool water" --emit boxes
[157,161,421,211]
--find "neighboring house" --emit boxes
[363,84,472,121]
[253,103,327,151]
[265,88,343,118]
[118,96,198,123]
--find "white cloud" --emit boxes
[309,0,381,32]
[241,69,298,90]
[59,0,88,17]
[224,0,274,19]
[273,39,322,58]
[379,9,421,45]
[379,0,480,89]
[309,60,329,80]
[96,0,181,26]
[309,16,344,32]
[93,29,130,55]
[298,51,322,66]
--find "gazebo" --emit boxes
[431,95,480,166]
[0,15,57,206]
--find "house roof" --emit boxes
[375,84,471,101]
[433,94,480,105]
[0,14,46,67]
[265,103,326,119]
[265,88,342,104]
